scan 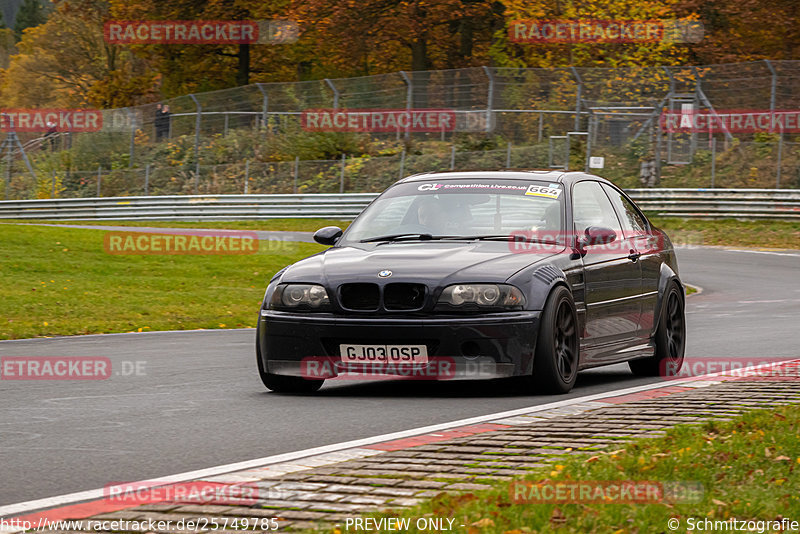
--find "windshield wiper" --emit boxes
[441,234,560,245]
[360,233,438,243]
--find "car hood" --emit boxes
[279,241,564,287]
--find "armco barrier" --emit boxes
[0,189,798,221]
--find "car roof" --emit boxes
[397,170,612,186]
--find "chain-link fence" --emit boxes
[4,60,800,199]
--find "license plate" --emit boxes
[339,344,428,364]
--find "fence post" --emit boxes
[340,153,346,193]
[584,113,594,173]
[399,71,412,139]
[244,160,250,194]
[324,79,340,109]
[538,113,544,143]
[51,170,56,198]
[764,60,777,113]
[3,154,8,200]
[570,67,583,131]
[127,108,136,168]
[144,164,150,195]
[776,133,784,188]
[711,138,716,188]
[223,113,229,137]
[506,142,512,168]
[96,166,101,197]
[189,94,202,194]
[293,156,299,193]
[256,83,269,129]
[482,66,494,133]
[399,149,406,179]
[450,145,456,170]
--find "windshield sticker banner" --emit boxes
[416,183,529,192]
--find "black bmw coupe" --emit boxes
[257,171,686,394]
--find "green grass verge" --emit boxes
[6,217,798,249]
[0,224,325,339]
[363,405,800,533]
[2,218,351,232]
[650,217,800,250]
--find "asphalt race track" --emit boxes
[1,246,798,506]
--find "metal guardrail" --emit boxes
[627,188,800,220]
[0,190,798,221]
[0,194,378,221]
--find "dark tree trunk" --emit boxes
[237,43,250,86]
[410,38,430,71]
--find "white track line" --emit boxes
[2,358,797,519]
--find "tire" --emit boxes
[629,281,686,377]
[529,285,580,394]
[256,334,324,394]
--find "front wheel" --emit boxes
[257,337,324,394]
[629,281,686,377]
[528,285,579,394]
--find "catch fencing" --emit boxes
[4,61,800,200]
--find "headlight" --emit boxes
[269,283,331,310]
[436,284,525,310]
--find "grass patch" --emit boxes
[5,217,798,249]
[0,224,325,339]
[651,217,800,249]
[362,405,800,533]
[2,218,351,232]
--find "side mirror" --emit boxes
[580,226,617,247]
[313,226,343,246]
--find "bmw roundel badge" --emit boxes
[378,270,392,278]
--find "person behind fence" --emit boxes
[154,103,163,140]
[154,103,172,140]
[45,121,57,151]
[161,105,171,139]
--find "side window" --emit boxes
[572,181,623,242]
[601,184,648,237]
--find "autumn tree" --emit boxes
[0,0,158,107]
[675,0,800,63]
[108,0,302,96]
[289,0,504,77]
[495,0,694,68]
[13,0,48,41]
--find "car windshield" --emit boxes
[342,179,564,244]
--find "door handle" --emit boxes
[628,250,641,262]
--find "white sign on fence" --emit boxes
[589,156,605,169]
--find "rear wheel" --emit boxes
[256,334,324,394]
[529,285,579,394]
[629,282,685,377]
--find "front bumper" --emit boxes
[258,310,541,380]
